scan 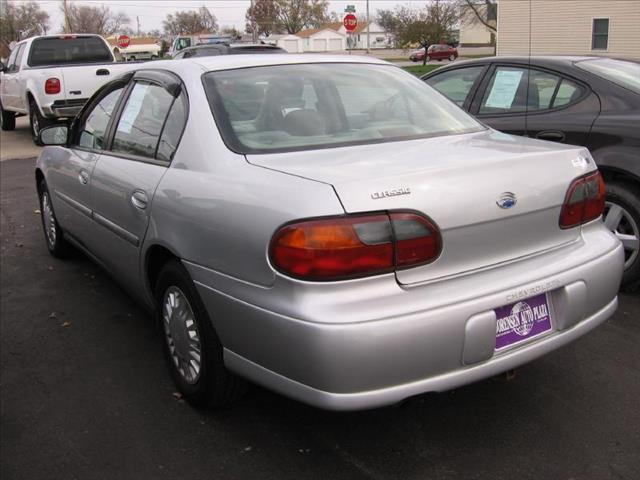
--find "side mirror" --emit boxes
[0,62,6,73]
[40,124,69,146]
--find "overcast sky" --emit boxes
[33,0,431,34]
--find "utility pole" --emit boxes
[62,0,71,33]
[137,16,140,36]
[250,0,257,43]
[366,0,370,54]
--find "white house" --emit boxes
[297,27,346,52]
[264,34,303,53]
[324,21,392,49]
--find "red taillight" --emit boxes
[270,212,441,281]
[45,78,61,94]
[559,171,606,228]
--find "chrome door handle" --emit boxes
[131,190,148,210]
[78,170,89,185]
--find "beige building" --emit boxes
[459,3,497,47]
[497,0,640,60]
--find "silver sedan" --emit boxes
[35,55,624,410]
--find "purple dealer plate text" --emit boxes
[495,293,552,349]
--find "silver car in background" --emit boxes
[35,56,624,410]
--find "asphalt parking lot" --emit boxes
[1,155,639,480]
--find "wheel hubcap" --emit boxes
[162,286,202,384]
[32,113,39,136]
[41,192,56,247]
[604,201,640,270]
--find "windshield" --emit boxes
[203,63,483,154]
[576,58,640,94]
[28,36,112,66]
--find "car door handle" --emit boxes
[131,190,148,210]
[78,170,89,185]
[96,69,110,76]
[536,131,565,142]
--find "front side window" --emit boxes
[203,63,483,154]
[78,87,123,150]
[5,44,24,73]
[426,66,485,107]
[111,82,175,159]
[592,18,609,50]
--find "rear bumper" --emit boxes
[42,99,88,119]
[187,223,624,410]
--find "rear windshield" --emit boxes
[575,58,640,94]
[203,63,483,154]
[28,36,112,67]
[228,46,286,54]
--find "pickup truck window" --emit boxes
[5,44,25,73]
[28,37,112,67]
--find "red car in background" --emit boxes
[410,44,458,63]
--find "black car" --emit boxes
[172,43,286,59]
[423,56,640,291]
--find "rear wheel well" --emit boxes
[146,245,179,296]
[35,169,44,194]
[598,167,640,191]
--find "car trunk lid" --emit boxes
[247,130,595,285]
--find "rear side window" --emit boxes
[78,87,123,150]
[479,67,584,114]
[111,82,175,159]
[156,94,188,162]
[28,37,112,66]
[426,66,484,107]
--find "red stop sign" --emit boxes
[343,13,358,32]
[117,35,130,49]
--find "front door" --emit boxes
[50,85,125,246]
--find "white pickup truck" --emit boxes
[0,34,136,144]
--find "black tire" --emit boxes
[449,54,456,61]
[1,103,16,131]
[29,99,50,146]
[38,180,72,258]
[155,260,247,407]
[605,181,640,292]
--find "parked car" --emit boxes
[410,44,458,63]
[34,55,623,410]
[0,34,137,145]
[172,43,286,59]
[423,56,640,291]
[168,34,235,58]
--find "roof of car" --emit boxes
[189,53,389,71]
[434,55,601,68]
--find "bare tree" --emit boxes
[0,0,49,42]
[245,0,329,35]
[461,0,497,33]
[163,6,218,36]
[60,1,130,36]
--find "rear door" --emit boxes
[88,70,188,290]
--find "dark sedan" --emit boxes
[172,43,286,59]
[423,56,640,291]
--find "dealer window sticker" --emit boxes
[485,70,524,109]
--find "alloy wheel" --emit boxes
[604,201,640,269]
[162,286,202,384]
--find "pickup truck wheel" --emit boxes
[604,181,640,292]
[38,180,72,258]
[1,104,16,131]
[29,99,51,146]
[155,260,248,407]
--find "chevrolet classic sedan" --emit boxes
[35,56,624,410]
